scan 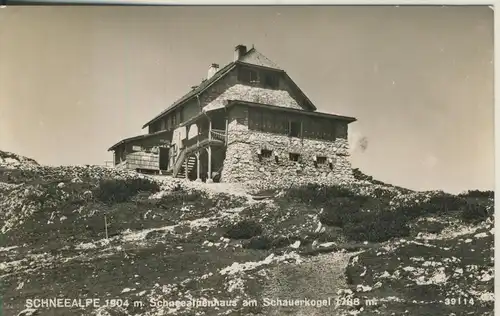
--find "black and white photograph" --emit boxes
[0,4,495,316]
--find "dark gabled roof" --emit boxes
[108,130,171,151]
[225,99,357,123]
[143,47,318,128]
[238,47,282,70]
[142,62,236,128]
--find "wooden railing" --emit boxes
[172,148,187,177]
[211,129,226,143]
[173,129,227,177]
[181,129,226,149]
[182,130,210,149]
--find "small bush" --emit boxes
[343,211,410,242]
[95,178,160,204]
[458,190,494,199]
[398,194,467,219]
[285,183,356,206]
[319,198,363,227]
[271,236,294,249]
[224,220,263,240]
[245,236,273,250]
[460,203,492,223]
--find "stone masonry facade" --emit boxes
[114,46,356,183]
[220,106,354,189]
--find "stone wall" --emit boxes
[220,105,354,189]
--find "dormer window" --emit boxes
[239,68,258,84]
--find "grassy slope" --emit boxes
[0,157,494,316]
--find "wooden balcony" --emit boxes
[181,129,226,153]
[171,129,227,178]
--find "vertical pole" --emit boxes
[185,157,188,180]
[196,152,200,181]
[196,123,199,148]
[209,120,212,141]
[207,146,212,183]
[104,215,108,240]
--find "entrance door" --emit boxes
[159,147,169,171]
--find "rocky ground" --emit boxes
[0,150,494,316]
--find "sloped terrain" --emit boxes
[0,151,494,316]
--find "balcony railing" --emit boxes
[170,128,227,177]
[181,129,226,149]
[211,129,226,142]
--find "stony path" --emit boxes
[148,175,253,198]
[262,251,357,316]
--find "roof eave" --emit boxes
[281,72,317,111]
[108,143,122,151]
[226,99,356,122]
[142,63,237,129]
[108,130,171,151]
[235,60,284,72]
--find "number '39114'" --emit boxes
[444,297,475,306]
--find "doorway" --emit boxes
[159,147,170,171]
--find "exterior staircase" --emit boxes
[175,155,196,179]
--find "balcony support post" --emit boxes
[195,151,201,182]
[206,146,213,183]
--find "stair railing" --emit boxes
[172,148,187,177]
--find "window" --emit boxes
[263,114,274,132]
[239,68,258,84]
[316,156,327,164]
[331,124,337,140]
[264,73,279,89]
[261,149,273,158]
[150,122,160,133]
[289,153,300,162]
[289,121,302,138]
[249,109,263,131]
[282,117,290,135]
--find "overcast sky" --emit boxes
[0,5,494,193]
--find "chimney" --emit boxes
[234,44,247,61]
[207,63,219,80]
